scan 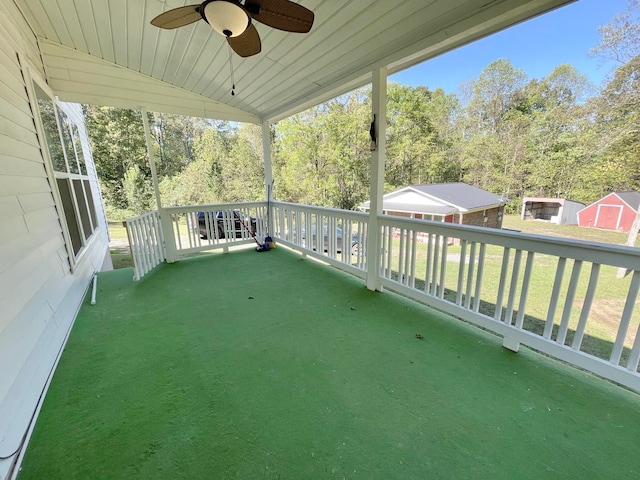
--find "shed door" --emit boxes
[595,204,623,230]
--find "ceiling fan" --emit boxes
[151,0,315,58]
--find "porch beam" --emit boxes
[365,67,387,291]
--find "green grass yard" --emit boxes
[108,221,133,269]
[502,216,640,246]
[107,221,129,240]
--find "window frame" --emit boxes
[23,64,99,270]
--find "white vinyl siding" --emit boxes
[0,1,109,477]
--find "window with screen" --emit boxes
[33,82,98,259]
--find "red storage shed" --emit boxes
[577,192,640,232]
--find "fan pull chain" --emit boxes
[228,43,236,96]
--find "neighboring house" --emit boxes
[577,192,640,232]
[0,7,110,473]
[359,183,509,229]
[521,197,585,225]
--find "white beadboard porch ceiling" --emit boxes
[14,0,574,123]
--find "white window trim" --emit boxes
[21,57,98,271]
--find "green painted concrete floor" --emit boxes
[18,248,640,479]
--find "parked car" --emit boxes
[302,225,362,256]
[196,210,257,239]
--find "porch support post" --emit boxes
[262,119,274,238]
[140,107,177,263]
[262,119,273,201]
[365,67,387,292]
[141,108,162,211]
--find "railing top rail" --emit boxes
[378,214,640,269]
[163,201,267,213]
[124,210,159,223]
[272,201,369,220]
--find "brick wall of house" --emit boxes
[386,211,413,218]
[453,207,504,229]
[385,208,504,229]
[381,207,504,245]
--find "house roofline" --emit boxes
[578,192,640,214]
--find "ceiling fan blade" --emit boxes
[150,5,202,29]
[227,23,262,57]
[246,0,314,33]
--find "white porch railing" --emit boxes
[271,201,369,278]
[164,202,268,258]
[125,202,640,391]
[124,210,164,281]
[376,215,640,391]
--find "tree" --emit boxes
[590,0,640,65]
[587,56,640,195]
[465,59,527,133]
[273,89,371,209]
[386,84,460,188]
[459,60,530,204]
[220,124,265,202]
[83,106,150,210]
[123,165,153,214]
[524,65,593,200]
[274,107,326,205]
[322,90,371,209]
[159,120,235,206]
[151,113,207,177]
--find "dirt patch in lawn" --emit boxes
[575,297,639,346]
[109,237,130,252]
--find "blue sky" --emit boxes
[390,0,628,94]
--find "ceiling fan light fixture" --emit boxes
[203,0,250,38]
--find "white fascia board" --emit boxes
[384,187,420,200]
[579,192,617,214]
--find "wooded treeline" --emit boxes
[84,1,640,217]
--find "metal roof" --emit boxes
[13,0,574,122]
[359,182,508,214]
[615,191,640,211]
[410,183,509,211]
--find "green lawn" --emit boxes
[107,220,128,239]
[107,221,133,269]
[502,215,640,246]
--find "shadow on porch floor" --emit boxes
[18,248,640,479]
